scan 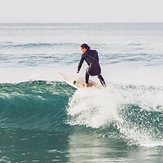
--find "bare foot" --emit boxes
[83,83,88,87]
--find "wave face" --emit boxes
[0,81,75,132]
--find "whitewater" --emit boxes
[0,23,163,162]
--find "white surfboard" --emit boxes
[58,72,102,89]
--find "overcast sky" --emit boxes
[0,0,163,23]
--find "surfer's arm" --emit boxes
[77,56,85,72]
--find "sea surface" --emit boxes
[0,23,163,162]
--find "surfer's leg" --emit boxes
[98,74,107,87]
[85,68,89,84]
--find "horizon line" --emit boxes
[0,22,163,24]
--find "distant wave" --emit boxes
[0,42,78,49]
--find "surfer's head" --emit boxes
[80,43,90,53]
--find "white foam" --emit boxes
[1,63,163,88]
[67,84,123,128]
[0,66,77,83]
[0,67,54,83]
[67,81,163,146]
[102,65,163,87]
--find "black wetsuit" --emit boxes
[78,50,106,87]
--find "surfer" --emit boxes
[77,43,106,87]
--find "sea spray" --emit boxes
[67,83,163,146]
[67,84,124,130]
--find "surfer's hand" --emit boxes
[77,70,79,73]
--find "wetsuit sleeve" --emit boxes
[78,56,85,71]
[95,50,99,62]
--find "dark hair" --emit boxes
[80,43,90,50]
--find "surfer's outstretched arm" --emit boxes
[77,56,84,72]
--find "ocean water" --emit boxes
[0,23,163,162]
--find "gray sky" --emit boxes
[0,0,163,23]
